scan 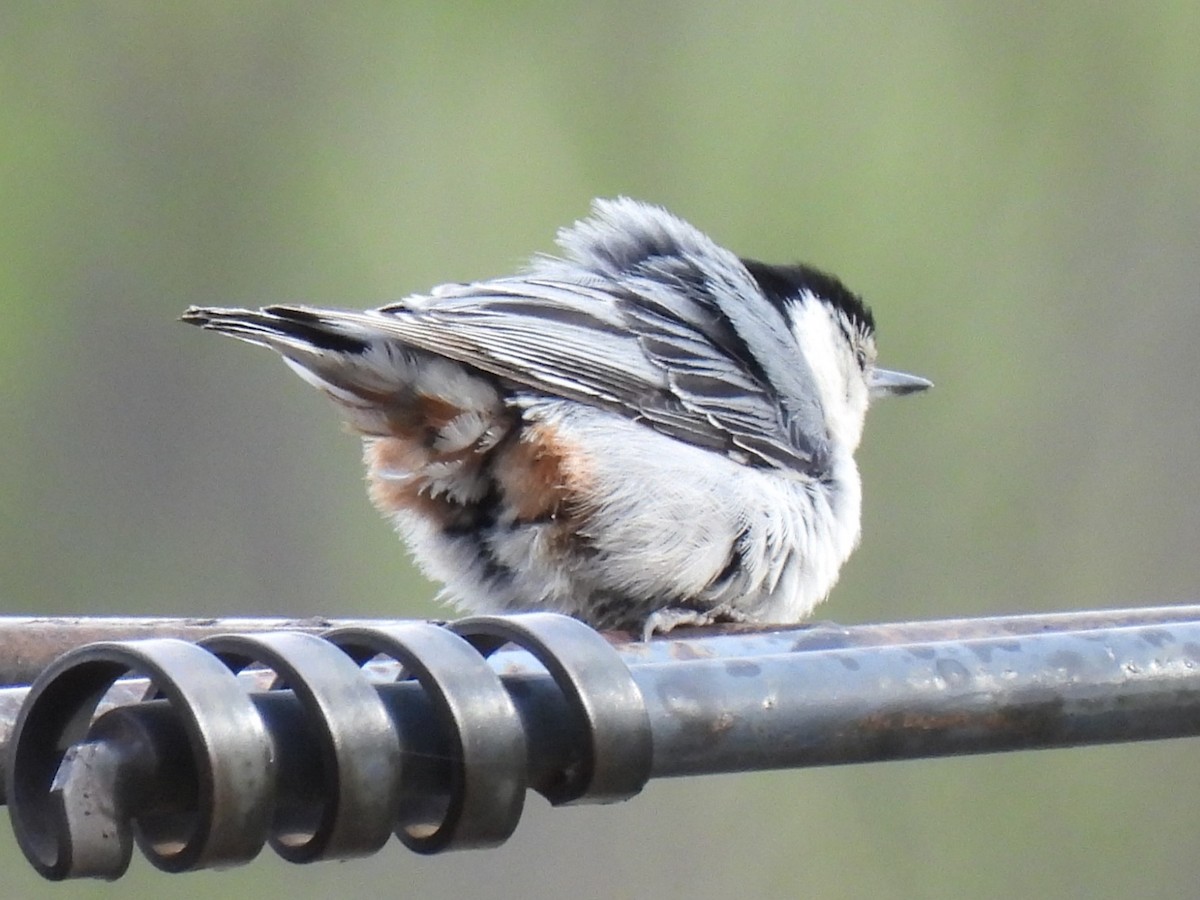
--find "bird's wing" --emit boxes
[319,269,832,474]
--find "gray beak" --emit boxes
[869,367,933,397]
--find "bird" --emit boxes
[183,197,930,637]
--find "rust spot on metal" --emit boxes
[667,642,714,661]
[725,660,761,678]
[711,712,735,735]
[855,695,1067,751]
[935,658,970,687]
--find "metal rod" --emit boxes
[0,616,415,686]
[4,607,1200,879]
[4,604,1200,686]
[3,612,1199,785]
[636,619,1200,774]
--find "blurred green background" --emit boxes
[3,2,1200,897]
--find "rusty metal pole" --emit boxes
[2,604,1199,685]
[3,608,1200,880]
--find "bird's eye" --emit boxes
[854,347,868,370]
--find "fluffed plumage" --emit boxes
[183,198,929,635]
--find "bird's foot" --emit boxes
[640,605,751,642]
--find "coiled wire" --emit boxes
[11,607,1200,881]
[5,613,652,881]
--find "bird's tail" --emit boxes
[182,304,423,435]
[181,305,374,356]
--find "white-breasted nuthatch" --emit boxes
[184,198,930,636]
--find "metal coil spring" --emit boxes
[5,613,653,881]
[14,605,1200,881]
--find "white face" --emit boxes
[789,292,876,452]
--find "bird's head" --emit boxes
[742,259,931,453]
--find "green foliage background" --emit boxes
[3,3,1199,897]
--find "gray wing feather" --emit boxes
[353,269,827,473]
[688,272,829,464]
[376,279,666,405]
